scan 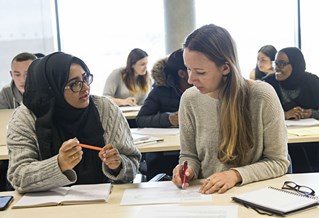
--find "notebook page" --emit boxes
[13,187,69,208]
[62,183,112,203]
[233,187,318,213]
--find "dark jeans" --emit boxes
[288,142,319,173]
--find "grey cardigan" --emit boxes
[7,95,141,193]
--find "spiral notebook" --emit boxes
[232,187,319,216]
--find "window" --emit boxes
[300,0,319,75]
[57,0,165,95]
[195,0,296,78]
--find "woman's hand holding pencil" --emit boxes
[58,138,83,172]
[98,143,122,173]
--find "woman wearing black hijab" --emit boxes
[263,47,319,120]
[264,47,319,173]
[7,52,141,193]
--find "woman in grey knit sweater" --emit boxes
[172,24,289,194]
[7,52,141,193]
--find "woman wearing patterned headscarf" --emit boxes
[7,52,141,193]
[263,47,319,120]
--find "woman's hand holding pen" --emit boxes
[200,170,242,194]
[172,163,194,189]
[99,143,122,173]
[58,138,83,173]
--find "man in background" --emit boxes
[0,52,37,109]
[0,52,36,191]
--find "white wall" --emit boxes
[0,0,56,89]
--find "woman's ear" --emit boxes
[222,62,230,76]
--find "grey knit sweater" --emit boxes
[7,95,141,193]
[179,81,289,185]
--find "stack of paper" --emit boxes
[119,106,141,112]
[285,118,319,127]
[131,128,179,135]
[132,133,163,146]
[287,126,319,136]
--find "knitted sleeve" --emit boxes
[93,96,141,182]
[7,106,76,193]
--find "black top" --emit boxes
[263,47,319,114]
[136,49,188,128]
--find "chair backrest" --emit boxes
[287,154,293,174]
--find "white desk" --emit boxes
[1,173,319,218]
[0,109,13,160]
[120,106,141,120]
[0,109,14,147]
[137,131,319,153]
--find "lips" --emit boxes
[80,93,89,100]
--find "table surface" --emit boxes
[1,173,318,218]
[1,108,319,160]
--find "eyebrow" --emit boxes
[66,73,86,83]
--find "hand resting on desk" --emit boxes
[172,164,242,194]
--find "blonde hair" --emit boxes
[184,24,253,165]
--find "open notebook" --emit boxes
[12,183,112,209]
[232,187,319,216]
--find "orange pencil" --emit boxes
[78,143,103,151]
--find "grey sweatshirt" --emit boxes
[179,81,289,185]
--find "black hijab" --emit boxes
[278,47,306,90]
[23,52,107,184]
[263,48,319,111]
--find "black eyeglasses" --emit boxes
[282,181,315,196]
[65,74,93,93]
[274,61,290,68]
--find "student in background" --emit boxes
[0,52,36,191]
[172,24,289,194]
[136,48,191,128]
[103,48,151,106]
[136,49,192,180]
[249,45,277,80]
[263,47,319,120]
[0,52,37,109]
[263,47,319,173]
[7,52,141,193]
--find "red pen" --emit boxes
[181,160,188,189]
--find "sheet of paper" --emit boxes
[120,184,211,205]
[135,205,238,218]
[287,126,319,136]
[285,118,319,127]
[130,128,179,135]
[119,106,142,112]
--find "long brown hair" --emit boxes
[183,24,253,166]
[122,48,150,94]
